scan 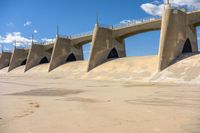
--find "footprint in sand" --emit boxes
[15,101,40,118]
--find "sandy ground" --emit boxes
[0,75,200,133]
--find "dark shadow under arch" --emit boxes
[39,57,49,64]
[21,59,27,65]
[182,39,192,53]
[66,53,76,62]
[107,48,119,59]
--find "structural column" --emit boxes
[0,52,12,69]
[25,44,52,72]
[87,24,126,71]
[49,37,83,72]
[8,48,29,72]
[158,6,198,71]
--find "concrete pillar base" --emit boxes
[87,24,126,71]
[0,52,12,69]
[25,44,52,72]
[158,8,198,71]
[8,48,29,72]
[49,37,83,72]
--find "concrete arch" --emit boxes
[66,53,76,62]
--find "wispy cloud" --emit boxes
[141,0,200,16]
[24,21,32,27]
[0,32,34,46]
[34,29,38,33]
[41,38,55,44]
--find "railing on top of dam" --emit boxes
[98,17,161,30]
[34,40,55,46]
[60,31,93,39]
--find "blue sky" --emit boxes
[0,0,199,59]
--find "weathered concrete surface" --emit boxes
[49,35,91,72]
[188,10,200,26]
[8,48,29,72]
[88,24,126,71]
[25,43,53,72]
[158,7,198,71]
[0,52,12,69]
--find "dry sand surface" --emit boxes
[0,76,200,133]
[0,54,200,133]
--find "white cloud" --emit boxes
[141,0,200,16]
[141,3,164,16]
[41,38,55,44]
[120,20,132,24]
[34,30,38,33]
[0,32,34,46]
[24,21,32,27]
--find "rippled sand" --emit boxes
[0,75,200,133]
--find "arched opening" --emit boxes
[39,57,49,64]
[125,31,160,56]
[107,48,119,59]
[66,53,76,62]
[182,39,192,53]
[21,59,27,65]
[83,44,91,60]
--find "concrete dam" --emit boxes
[1,5,200,84]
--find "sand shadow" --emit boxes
[8,88,84,97]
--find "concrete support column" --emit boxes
[0,52,12,69]
[158,7,198,71]
[49,37,83,72]
[87,24,126,71]
[8,48,29,72]
[25,44,52,72]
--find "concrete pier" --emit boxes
[158,6,199,71]
[8,48,29,72]
[49,35,92,71]
[25,43,54,72]
[0,52,12,69]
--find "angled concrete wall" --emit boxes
[25,44,53,72]
[8,48,29,72]
[0,52,12,69]
[88,24,126,71]
[49,37,84,71]
[158,7,198,71]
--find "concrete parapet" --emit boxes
[87,24,126,71]
[25,43,53,72]
[49,37,84,71]
[8,48,29,72]
[158,8,198,71]
[0,52,12,69]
